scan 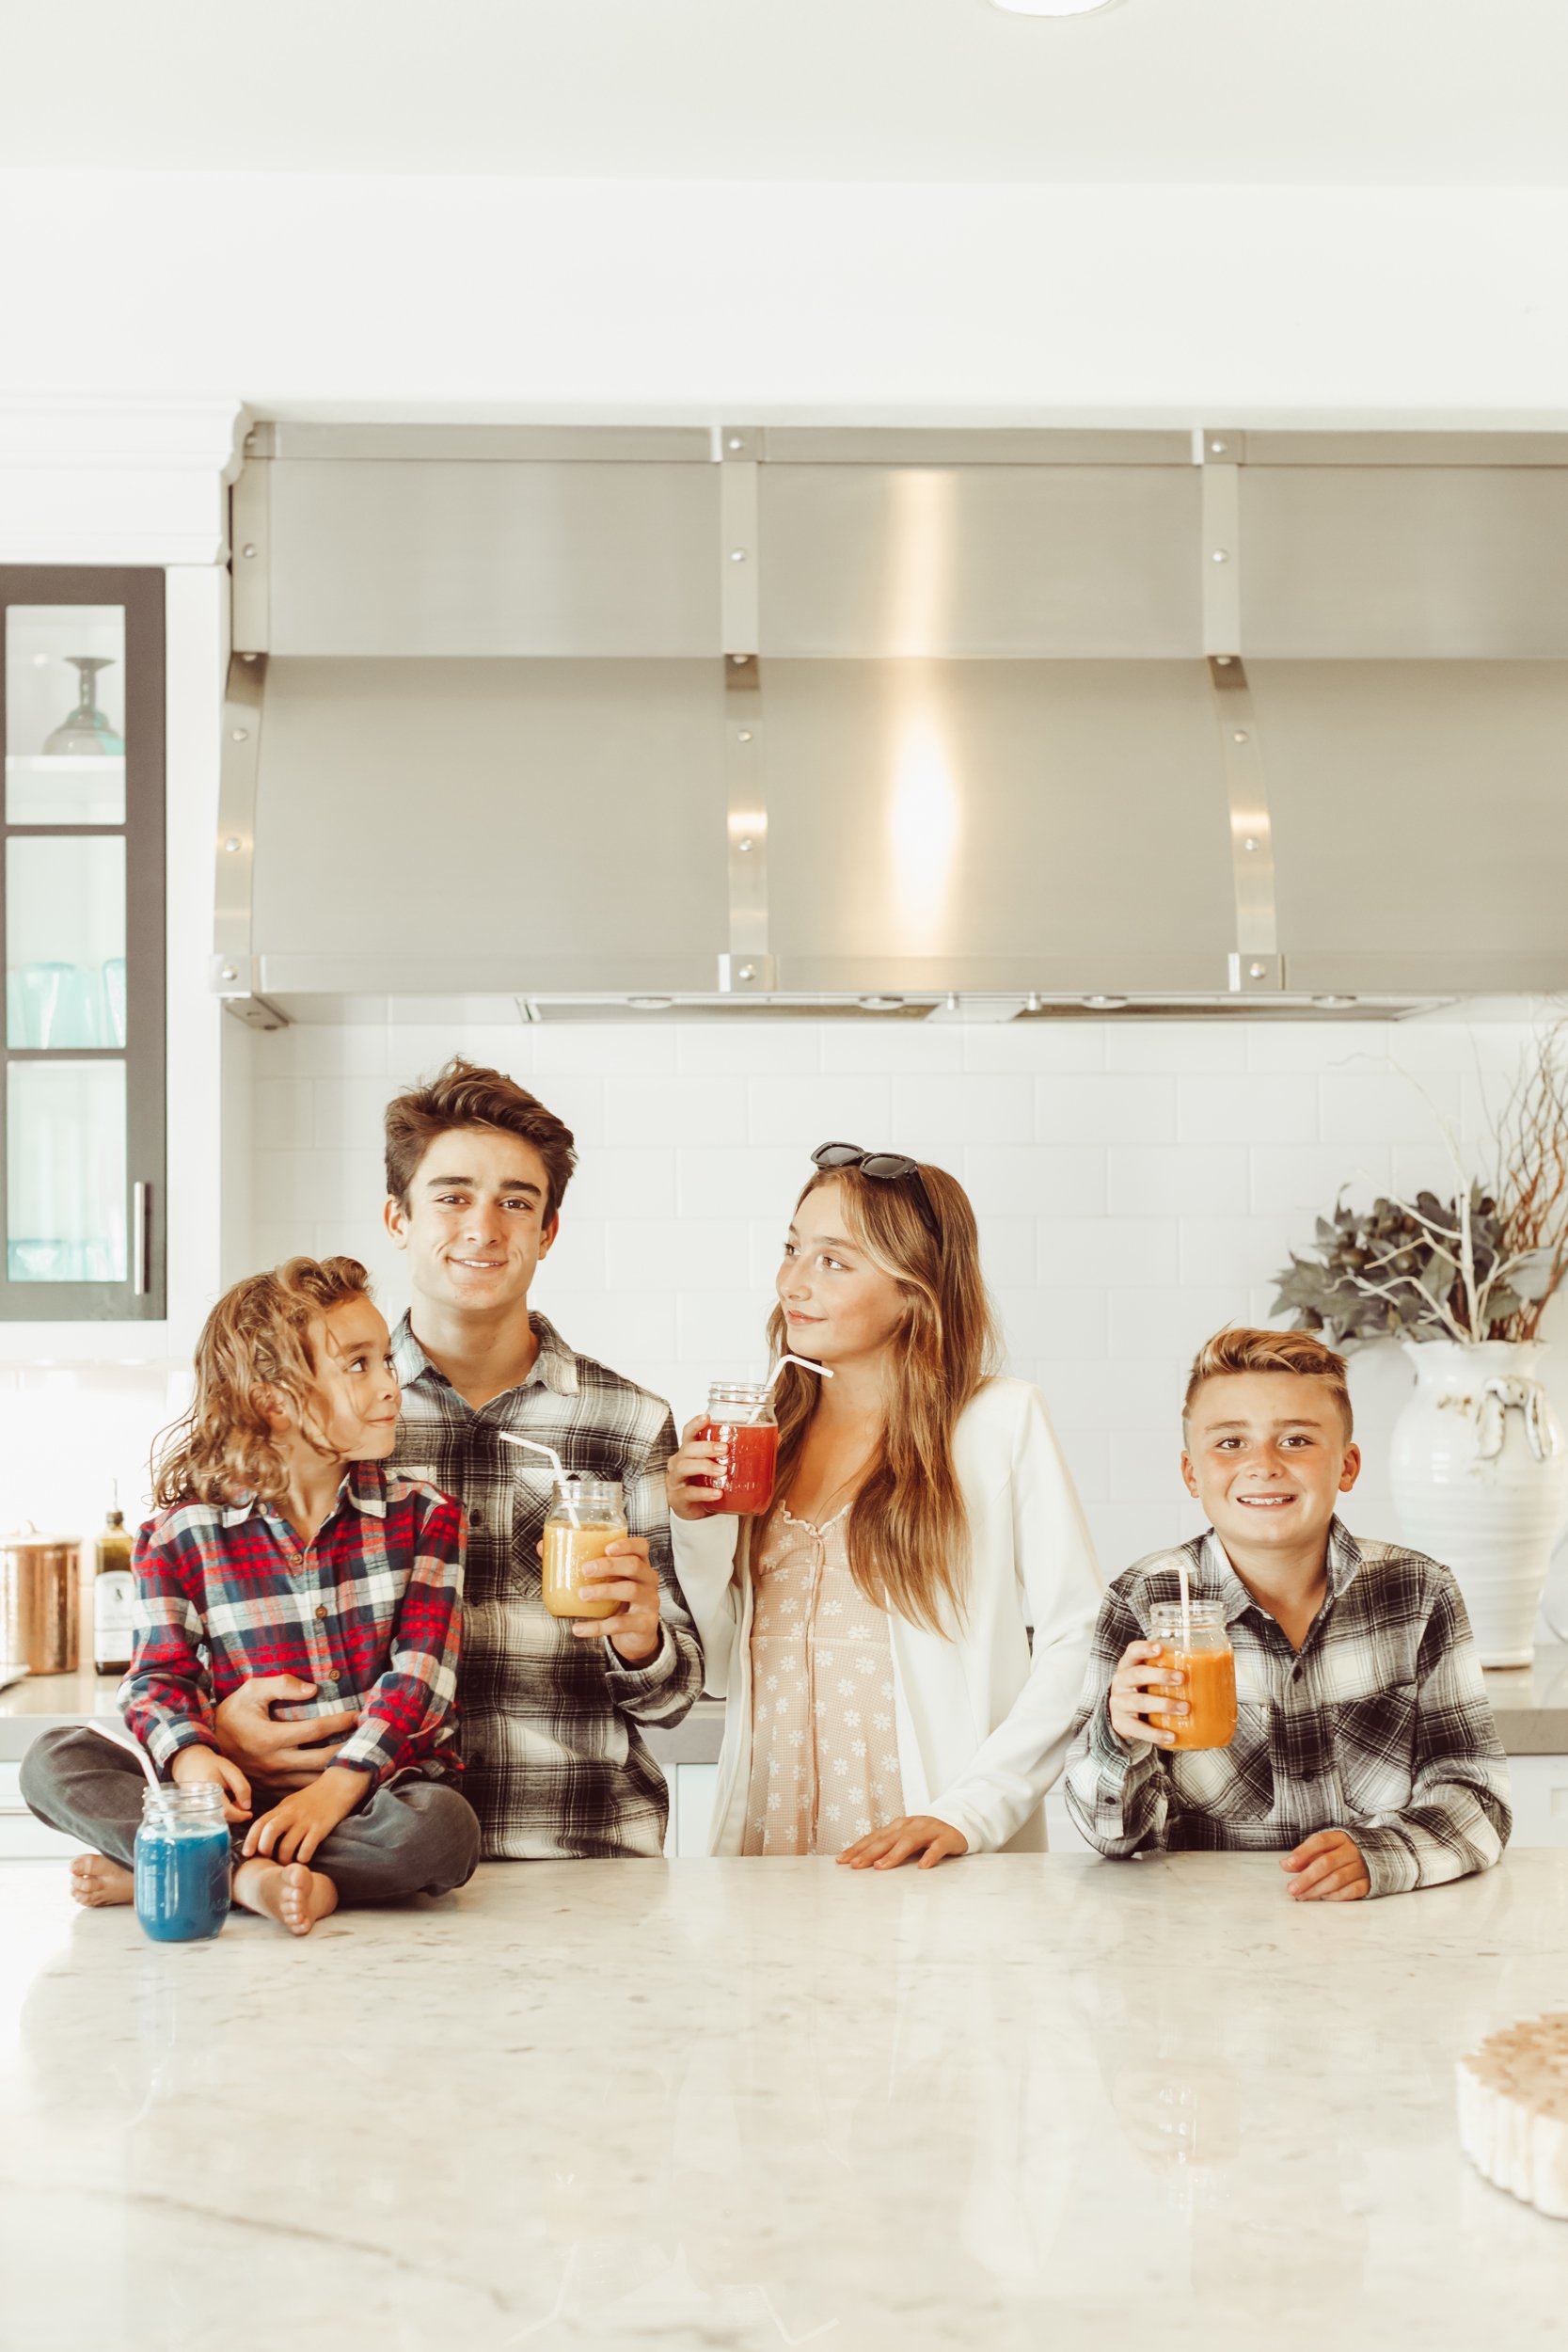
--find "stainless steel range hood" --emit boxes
[214,425,1568,1025]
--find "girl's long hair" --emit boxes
[151,1256,374,1508]
[764,1163,1001,1636]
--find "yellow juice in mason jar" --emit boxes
[541,1479,626,1620]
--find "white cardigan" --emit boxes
[672,1376,1103,1856]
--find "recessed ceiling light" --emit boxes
[990,1,1123,16]
[1084,994,1129,1010]
[1311,994,1358,1009]
[626,994,674,1010]
[859,994,905,1011]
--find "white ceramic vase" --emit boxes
[1387,1340,1568,1668]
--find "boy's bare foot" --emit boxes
[232,1856,339,1937]
[70,1852,134,1907]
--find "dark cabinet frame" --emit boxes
[0,566,166,1321]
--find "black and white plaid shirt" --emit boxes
[389,1311,703,1859]
[1064,1519,1511,1897]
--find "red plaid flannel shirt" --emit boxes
[121,1462,466,1786]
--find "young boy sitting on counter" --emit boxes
[1064,1326,1511,1900]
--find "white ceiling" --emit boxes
[1,0,1565,185]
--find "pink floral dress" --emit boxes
[741,1498,903,1856]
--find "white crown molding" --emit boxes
[0,393,246,565]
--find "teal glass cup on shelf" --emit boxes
[10,961,103,1049]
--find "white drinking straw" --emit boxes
[498,1430,580,1524]
[768,1353,835,1391]
[1177,1557,1192,1654]
[87,1718,161,1793]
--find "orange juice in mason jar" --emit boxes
[1148,1599,1237,1751]
[541,1478,626,1621]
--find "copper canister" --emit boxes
[0,1526,81,1674]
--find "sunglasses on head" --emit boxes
[810,1141,941,1241]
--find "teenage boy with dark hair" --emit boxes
[1065,1325,1510,1900]
[211,1058,704,1859]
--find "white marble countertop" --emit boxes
[1,1850,1565,2350]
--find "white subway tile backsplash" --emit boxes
[965,1145,1106,1218]
[253,1148,385,1227]
[1108,1285,1243,1363]
[521,1072,606,1150]
[1175,1072,1320,1146]
[893,1073,1034,1147]
[1089,1496,1210,1576]
[1104,1023,1247,1073]
[679,1022,821,1075]
[208,1013,1560,1645]
[975,1216,1038,1291]
[1107,1145,1248,1217]
[313,1073,400,1152]
[677,1290,775,1372]
[250,1077,316,1152]
[822,1021,964,1074]
[1002,1289,1109,1362]
[1034,1355,1186,1434]
[1245,1021,1391,1073]
[1037,1073,1178,1145]
[565,1147,678,1220]
[962,1023,1105,1073]
[1110,1426,1189,1504]
[255,1023,390,1079]
[676,1146,814,1221]
[609,1216,753,1294]
[386,1025,529,1083]
[544,1216,609,1293]
[1248,1142,1392,1216]
[1036,1216,1180,1289]
[1180,1213,1303,1290]
[1319,1068,1462,1145]
[531,1022,677,1076]
[605,1073,749,1149]
[746,1075,892,1149]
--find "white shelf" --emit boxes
[5,755,125,826]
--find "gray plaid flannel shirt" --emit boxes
[390,1311,703,1859]
[1063,1518,1511,1897]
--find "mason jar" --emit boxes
[696,1381,780,1515]
[542,1477,627,1621]
[134,1780,231,1943]
[1148,1599,1238,1752]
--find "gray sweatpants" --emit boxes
[20,1725,480,1904]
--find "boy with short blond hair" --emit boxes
[1065,1326,1510,1900]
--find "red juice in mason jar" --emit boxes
[697,1381,780,1515]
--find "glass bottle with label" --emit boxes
[92,1502,135,1676]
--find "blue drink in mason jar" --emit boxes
[134,1782,232,1943]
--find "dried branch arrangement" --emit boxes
[1273,1026,1568,1350]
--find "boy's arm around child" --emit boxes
[325,1483,467,1784]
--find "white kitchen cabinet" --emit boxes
[1503,1755,1568,1846]
[0,1760,82,1858]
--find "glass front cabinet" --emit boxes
[0,569,166,1320]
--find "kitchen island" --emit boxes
[0,1850,1563,2350]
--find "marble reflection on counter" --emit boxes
[2,1853,1567,2351]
